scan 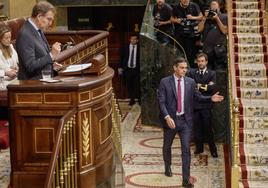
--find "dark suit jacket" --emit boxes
[158,75,211,129]
[188,68,216,109]
[120,44,140,70]
[16,20,53,80]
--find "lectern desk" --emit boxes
[8,67,114,188]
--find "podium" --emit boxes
[8,68,114,188]
[5,23,116,187]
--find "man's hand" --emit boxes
[166,116,176,129]
[211,92,224,102]
[197,83,202,90]
[53,62,63,71]
[118,68,123,76]
[51,42,61,60]
[186,14,194,20]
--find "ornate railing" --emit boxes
[44,109,78,188]
[111,93,122,158]
[226,1,240,187]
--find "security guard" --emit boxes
[188,52,218,158]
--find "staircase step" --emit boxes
[238,88,268,99]
[233,25,266,34]
[233,9,264,19]
[233,18,265,28]
[234,34,267,44]
[234,53,268,64]
[240,128,268,144]
[236,77,268,88]
[234,44,267,53]
[240,144,268,165]
[240,99,268,117]
[240,116,268,129]
[240,165,268,181]
[232,1,261,10]
[239,180,268,188]
[235,64,268,78]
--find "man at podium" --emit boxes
[16,1,62,80]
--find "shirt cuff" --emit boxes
[164,115,170,119]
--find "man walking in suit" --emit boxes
[188,53,218,158]
[158,57,223,187]
[118,34,140,105]
[16,1,62,80]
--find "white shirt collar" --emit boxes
[173,74,184,81]
[28,18,40,31]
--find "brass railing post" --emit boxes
[232,97,240,188]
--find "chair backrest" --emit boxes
[0,17,27,42]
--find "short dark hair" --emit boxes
[173,57,187,66]
[196,52,208,61]
[31,1,56,18]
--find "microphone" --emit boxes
[68,35,84,77]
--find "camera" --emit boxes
[180,18,196,37]
[207,9,217,18]
[154,14,161,27]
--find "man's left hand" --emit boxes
[211,92,224,102]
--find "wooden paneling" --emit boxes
[9,68,114,188]
[67,6,145,98]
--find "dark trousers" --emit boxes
[125,68,140,102]
[175,35,196,68]
[163,118,192,182]
[193,109,217,153]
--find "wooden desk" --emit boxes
[0,90,7,107]
[8,68,114,188]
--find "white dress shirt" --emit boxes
[174,74,185,115]
[127,44,137,68]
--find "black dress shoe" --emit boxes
[182,181,194,187]
[164,166,172,177]
[211,150,218,158]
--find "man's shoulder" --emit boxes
[160,75,172,83]
[185,76,195,83]
[164,3,172,10]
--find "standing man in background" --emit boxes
[158,57,223,187]
[188,53,218,158]
[197,0,227,70]
[16,1,62,80]
[152,0,173,45]
[118,34,140,106]
[171,0,202,68]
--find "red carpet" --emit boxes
[0,121,9,149]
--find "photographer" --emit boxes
[152,0,173,45]
[171,0,202,68]
[198,0,227,70]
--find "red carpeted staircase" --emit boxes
[0,121,9,149]
[231,0,268,187]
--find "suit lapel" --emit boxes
[169,76,177,101]
[26,21,50,53]
[184,77,189,102]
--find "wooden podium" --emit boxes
[2,19,116,187]
[8,68,114,188]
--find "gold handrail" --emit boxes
[44,108,77,188]
[226,0,240,187]
[142,23,187,60]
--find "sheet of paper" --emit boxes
[62,63,92,73]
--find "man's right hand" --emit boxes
[51,42,61,60]
[165,116,176,129]
[118,68,123,75]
